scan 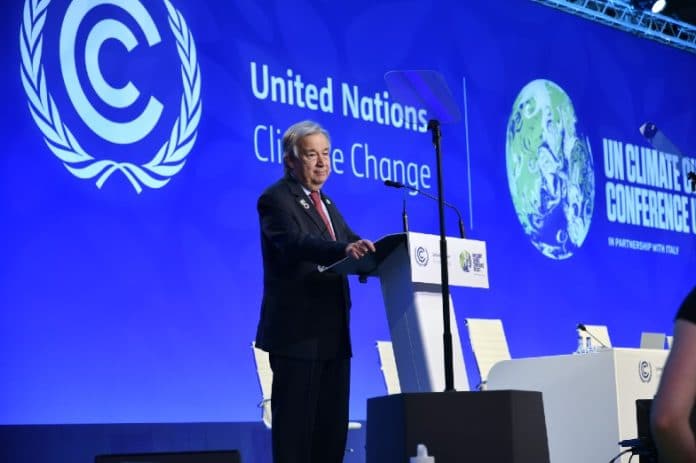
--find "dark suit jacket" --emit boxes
[256,175,361,359]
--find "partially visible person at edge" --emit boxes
[255,120,375,463]
[652,286,696,463]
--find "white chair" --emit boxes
[582,324,612,349]
[251,342,362,431]
[640,332,667,349]
[375,340,401,395]
[464,318,511,390]
[251,342,273,429]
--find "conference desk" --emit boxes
[487,348,668,463]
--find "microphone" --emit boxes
[577,323,609,349]
[384,180,466,238]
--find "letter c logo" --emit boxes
[60,0,163,144]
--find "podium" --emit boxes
[329,233,551,463]
[487,348,668,463]
[366,390,549,463]
[327,231,489,392]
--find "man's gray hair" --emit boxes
[282,120,330,175]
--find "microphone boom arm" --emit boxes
[384,180,466,238]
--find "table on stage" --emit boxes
[487,348,668,463]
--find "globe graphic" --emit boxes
[506,79,595,259]
[459,250,472,272]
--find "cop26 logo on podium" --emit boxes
[20,0,202,193]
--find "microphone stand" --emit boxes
[429,119,455,392]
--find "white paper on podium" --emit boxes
[407,232,489,288]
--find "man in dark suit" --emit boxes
[256,120,375,463]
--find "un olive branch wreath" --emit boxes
[20,0,202,192]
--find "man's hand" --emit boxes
[345,239,376,260]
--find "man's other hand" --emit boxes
[345,239,376,260]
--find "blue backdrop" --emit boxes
[1,0,695,424]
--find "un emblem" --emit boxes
[19,0,202,192]
[415,246,429,267]
[638,360,653,383]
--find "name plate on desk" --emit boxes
[408,232,489,288]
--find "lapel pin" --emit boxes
[299,198,310,210]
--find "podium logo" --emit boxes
[638,360,653,383]
[506,79,595,259]
[414,246,429,267]
[20,0,202,192]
